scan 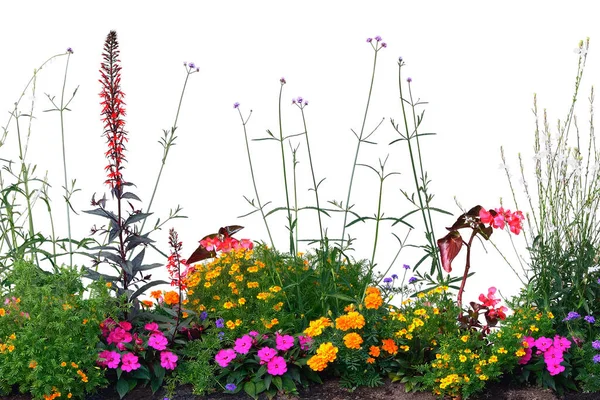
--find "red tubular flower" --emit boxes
[100,30,128,191]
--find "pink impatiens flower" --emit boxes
[535,337,553,352]
[234,335,253,355]
[298,335,313,351]
[148,333,168,351]
[553,335,571,352]
[267,355,287,376]
[160,351,178,370]
[518,347,533,365]
[118,321,132,331]
[215,349,237,368]
[275,334,295,351]
[257,347,278,364]
[543,346,564,363]
[97,350,120,369]
[120,352,141,372]
[144,322,160,333]
[107,327,132,346]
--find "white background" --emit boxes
[1,1,599,306]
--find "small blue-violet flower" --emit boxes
[200,311,208,321]
[563,311,581,321]
[366,38,373,43]
[391,274,398,280]
[375,36,382,42]
[234,102,240,109]
[592,340,600,350]
[66,47,73,54]
[225,383,237,391]
[584,315,595,324]
[215,318,225,328]
[409,277,417,284]
[594,354,600,364]
[403,264,410,270]
[383,277,393,285]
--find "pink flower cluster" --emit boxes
[215,332,312,377]
[519,335,571,376]
[479,207,524,235]
[97,319,178,371]
[478,287,508,320]
[200,236,254,253]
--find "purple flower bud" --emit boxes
[403,264,410,270]
[233,102,240,109]
[200,311,208,321]
[398,56,403,62]
[383,277,393,283]
[366,38,373,43]
[215,318,225,328]
[391,274,398,279]
[297,96,303,104]
[409,277,417,284]
[381,43,387,48]
[375,36,382,42]
[592,340,600,350]
[304,101,309,106]
[196,67,200,72]
[584,315,595,324]
[292,99,296,104]
[66,47,73,54]
[188,62,196,69]
[280,77,286,84]
[225,383,237,391]
[183,61,187,67]
[407,77,412,83]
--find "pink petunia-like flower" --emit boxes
[257,347,278,364]
[97,350,121,369]
[215,349,237,368]
[543,346,564,363]
[275,333,295,351]
[148,332,169,351]
[120,352,141,372]
[535,337,553,352]
[119,321,132,331]
[107,327,132,345]
[546,360,565,376]
[234,335,253,355]
[553,335,571,352]
[248,331,259,337]
[266,355,287,376]
[160,351,178,370]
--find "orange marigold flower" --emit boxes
[366,357,376,364]
[365,286,381,296]
[164,291,180,305]
[29,360,37,369]
[364,293,383,309]
[343,332,363,349]
[381,339,398,355]
[0,308,5,316]
[150,290,162,299]
[369,345,381,357]
[141,300,153,307]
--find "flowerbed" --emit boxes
[1,32,599,400]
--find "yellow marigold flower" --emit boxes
[547,311,554,319]
[413,318,424,327]
[381,339,398,355]
[238,298,247,305]
[365,286,381,296]
[9,333,16,340]
[229,264,240,273]
[433,308,440,315]
[29,360,37,369]
[365,293,383,309]
[226,320,236,329]
[400,345,410,352]
[344,304,356,312]
[164,291,180,306]
[414,308,427,316]
[228,282,237,288]
[534,313,542,321]
[235,319,242,326]
[529,324,539,332]
[223,301,235,309]
[273,301,283,311]
[204,282,212,288]
[489,355,498,363]
[0,308,5,317]
[405,333,413,340]
[247,266,259,273]
[431,339,437,345]
[515,348,526,357]
[369,345,381,357]
[68,394,72,398]
[417,292,425,298]
[335,311,365,331]
[317,342,339,362]
[235,274,244,282]
[213,295,221,300]
[61,362,67,367]
[8,344,15,352]
[247,281,259,289]
[307,354,329,371]
[257,292,271,301]
[408,324,416,332]
[497,347,508,354]
[459,355,467,362]
[141,300,153,307]
[256,261,266,269]
[106,282,112,288]
[460,335,469,343]
[71,362,78,368]
[343,332,363,349]
[478,374,488,381]
[269,286,282,293]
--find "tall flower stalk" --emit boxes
[338,36,386,254]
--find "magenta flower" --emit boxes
[518,347,532,365]
[121,352,141,372]
[257,347,278,364]
[535,337,553,352]
[119,321,132,331]
[275,334,294,351]
[523,336,535,349]
[215,349,237,368]
[248,331,259,337]
[145,322,160,332]
[543,347,564,363]
[553,336,571,352]
[592,340,600,350]
[234,335,253,355]
[97,350,120,369]
[298,335,313,351]
[160,351,178,370]
[148,332,168,351]
[107,327,132,345]
[267,356,287,376]
[546,360,565,376]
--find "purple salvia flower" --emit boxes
[200,311,208,321]
[297,96,303,104]
[225,383,237,391]
[188,62,196,69]
[391,274,398,279]
[215,318,225,328]
[381,43,387,48]
[383,277,392,283]
[563,311,581,321]
[594,354,600,364]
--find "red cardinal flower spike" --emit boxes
[100,30,128,193]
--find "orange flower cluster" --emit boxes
[381,338,398,355]
[335,311,365,331]
[304,317,333,337]
[307,342,339,371]
[364,287,383,309]
[343,332,364,349]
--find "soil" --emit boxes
[3,377,600,400]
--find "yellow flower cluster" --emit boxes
[307,342,338,371]
[304,317,332,337]
[335,311,365,331]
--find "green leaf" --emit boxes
[116,377,130,399]
[255,380,266,394]
[129,280,169,301]
[244,381,257,399]
[272,376,283,391]
[282,376,296,392]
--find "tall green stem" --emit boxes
[277,82,295,254]
[59,52,73,266]
[300,107,324,244]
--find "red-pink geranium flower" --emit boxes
[478,287,501,307]
[160,351,178,370]
[239,239,254,250]
[234,335,253,354]
[97,350,121,369]
[275,333,295,351]
[215,349,237,368]
[267,356,287,376]
[121,352,140,372]
[148,332,168,351]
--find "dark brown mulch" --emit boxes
[3,377,600,400]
